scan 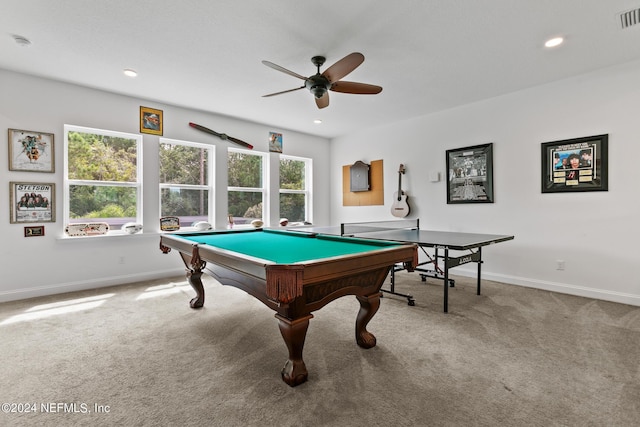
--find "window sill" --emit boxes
[55,226,219,241]
[57,231,162,242]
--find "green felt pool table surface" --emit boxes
[177,228,402,263]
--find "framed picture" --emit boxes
[8,129,55,172]
[269,132,283,153]
[160,216,180,231]
[140,106,163,135]
[541,134,608,193]
[10,182,55,223]
[24,226,45,237]
[446,143,494,203]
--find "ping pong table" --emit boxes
[292,219,514,312]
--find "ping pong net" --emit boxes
[340,219,420,236]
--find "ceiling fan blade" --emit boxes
[330,81,382,94]
[315,92,329,109]
[322,52,364,83]
[262,86,305,97]
[262,60,308,80]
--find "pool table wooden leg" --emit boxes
[178,250,207,309]
[276,313,313,387]
[186,269,205,309]
[355,292,381,349]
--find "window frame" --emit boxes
[227,147,268,227]
[63,124,143,236]
[279,154,312,225]
[158,137,215,228]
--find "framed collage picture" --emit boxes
[541,134,608,193]
[9,182,56,223]
[8,128,55,172]
[446,143,494,204]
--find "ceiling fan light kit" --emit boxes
[262,52,382,109]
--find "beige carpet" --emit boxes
[1,272,639,426]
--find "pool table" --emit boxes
[159,228,417,387]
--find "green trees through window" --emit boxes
[227,152,310,225]
[64,125,311,233]
[159,141,211,224]
[65,128,141,226]
[67,132,137,181]
[228,150,264,224]
[279,157,307,223]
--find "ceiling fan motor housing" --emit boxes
[306,74,331,98]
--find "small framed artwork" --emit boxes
[160,216,180,231]
[8,128,55,172]
[24,226,45,237]
[10,182,55,223]
[269,132,283,153]
[446,143,494,203]
[541,134,608,193]
[140,106,163,135]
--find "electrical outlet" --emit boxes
[118,256,125,265]
[556,260,565,270]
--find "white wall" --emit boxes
[0,70,331,302]
[330,60,640,306]
[3,60,639,306]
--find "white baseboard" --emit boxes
[0,269,185,303]
[455,269,640,307]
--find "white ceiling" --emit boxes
[2,0,640,139]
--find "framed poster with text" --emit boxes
[10,182,55,223]
[541,134,608,193]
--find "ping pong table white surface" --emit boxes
[291,226,513,251]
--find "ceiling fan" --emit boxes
[261,52,382,109]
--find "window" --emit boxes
[279,155,311,224]
[227,148,267,226]
[64,125,142,232]
[159,138,214,226]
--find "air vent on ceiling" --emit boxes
[619,8,640,29]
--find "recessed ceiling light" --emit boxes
[544,37,564,48]
[12,34,32,47]
[313,119,322,124]
[123,69,138,77]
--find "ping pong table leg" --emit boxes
[477,247,482,295]
[381,265,415,306]
[443,248,449,313]
[432,248,454,288]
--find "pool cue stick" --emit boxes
[189,122,254,149]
